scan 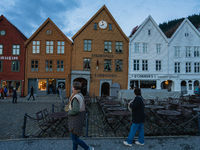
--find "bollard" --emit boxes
[20,113,28,138]
[84,112,90,137]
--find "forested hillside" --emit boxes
[159,14,200,33]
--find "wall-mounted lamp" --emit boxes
[96,59,99,70]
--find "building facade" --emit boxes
[0,15,27,97]
[71,5,129,97]
[24,18,72,97]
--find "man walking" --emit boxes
[12,88,17,103]
[27,86,35,100]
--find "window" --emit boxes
[174,47,180,57]
[0,44,3,55]
[46,41,53,54]
[115,42,123,53]
[31,60,38,71]
[104,59,111,71]
[38,79,46,91]
[46,60,53,71]
[94,23,97,30]
[185,47,191,57]
[47,30,52,35]
[186,62,191,73]
[143,43,148,53]
[174,62,180,73]
[84,40,91,51]
[0,60,2,71]
[12,61,20,72]
[185,33,189,37]
[115,60,122,71]
[148,29,151,35]
[109,24,112,30]
[32,41,40,53]
[194,47,200,57]
[156,60,161,71]
[156,44,161,54]
[57,60,64,71]
[133,60,139,71]
[194,62,200,73]
[104,41,112,52]
[142,60,148,71]
[57,41,65,54]
[83,58,91,70]
[134,43,139,52]
[12,45,20,55]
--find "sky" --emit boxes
[0,0,200,40]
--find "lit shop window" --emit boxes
[38,79,46,91]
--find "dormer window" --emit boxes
[47,30,52,35]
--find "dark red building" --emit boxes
[0,15,27,97]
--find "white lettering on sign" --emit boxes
[0,56,18,60]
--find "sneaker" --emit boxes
[123,141,132,146]
[135,141,145,146]
[89,147,94,150]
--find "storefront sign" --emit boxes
[0,56,18,60]
[92,54,113,58]
[131,74,155,78]
[95,73,117,77]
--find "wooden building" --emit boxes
[24,18,72,97]
[0,15,27,97]
[71,5,129,97]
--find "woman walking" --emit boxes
[66,81,94,150]
[123,87,145,146]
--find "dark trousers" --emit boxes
[28,94,35,100]
[0,93,3,99]
[13,97,17,103]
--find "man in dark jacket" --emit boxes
[12,88,17,103]
[123,88,145,147]
[27,86,35,100]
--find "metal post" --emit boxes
[84,112,90,137]
[20,113,28,138]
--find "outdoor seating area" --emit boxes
[21,95,200,138]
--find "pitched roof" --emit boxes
[164,21,182,38]
[72,5,129,42]
[0,15,27,42]
[25,18,72,45]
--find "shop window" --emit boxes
[46,60,53,71]
[38,79,46,91]
[104,41,112,53]
[31,60,38,71]
[84,40,91,51]
[57,60,64,71]
[12,45,20,55]
[0,60,2,71]
[83,58,91,70]
[115,42,123,53]
[46,41,53,54]
[0,44,3,55]
[32,41,40,53]
[12,61,20,72]
[104,59,111,71]
[115,60,122,71]
[57,41,65,54]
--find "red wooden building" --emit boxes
[0,15,27,97]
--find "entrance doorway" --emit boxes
[101,82,110,96]
[73,78,88,96]
[161,80,173,91]
[48,79,56,94]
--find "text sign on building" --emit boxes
[0,56,18,60]
[92,54,113,58]
[130,74,156,78]
[95,73,117,77]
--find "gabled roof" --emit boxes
[168,18,200,43]
[72,5,129,42]
[129,15,168,43]
[164,21,182,38]
[25,18,72,45]
[0,15,27,42]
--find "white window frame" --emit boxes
[156,60,161,71]
[185,47,191,57]
[194,47,200,57]
[57,41,65,54]
[174,46,180,57]
[143,43,148,53]
[194,62,200,73]
[142,60,148,71]
[0,44,3,55]
[133,60,139,71]
[134,43,139,52]
[32,41,40,53]
[174,62,180,73]
[46,41,54,54]
[12,45,20,55]
[186,62,191,73]
[156,44,161,54]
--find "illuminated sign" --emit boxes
[0,56,18,60]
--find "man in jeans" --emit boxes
[27,86,35,101]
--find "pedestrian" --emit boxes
[58,87,62,99]
[12,88,17,103]
[27,86,35,100]
[65,81,94,150]
[0,86,4,99]
[4,87,8,99]
[123,87,145,147]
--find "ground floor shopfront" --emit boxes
[128,74,200,95]
[1,80,24,97]
[27,78,68,98]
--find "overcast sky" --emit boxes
[1,0,200,39]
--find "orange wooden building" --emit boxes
[71,5,129,97]
[24,18,72,97]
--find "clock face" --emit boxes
[99,19,107,29]
[0,30,6,36]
